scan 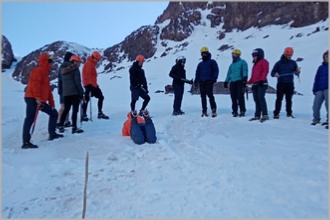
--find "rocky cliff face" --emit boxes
[100,1,327,67]
[102,25,159,73]
[12,41,96,84]
[156,2,328,40]
[2,35,16,70]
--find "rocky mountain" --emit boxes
[10,1,328,87]
[12,41,97,84]
[2,35,16,70]
[100,1,328,66]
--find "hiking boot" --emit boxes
[131,110,138,119]
[260,115,269,122]
[239,112,245,117]
[201,111,208,117]
[81,114,89,122]
[249,116,260,121]
[287,114,294,118]
[64,121,72,127]
[58,126,65,133]
[212,109,217,118]
[22,141,38,149]
[232,112,238,117]
[72,127,84,134]
[321,121,328,126]
[48,133,64,141]
[98,112,109,119]
[172,110,181,116]
[311,119,320,126]
[178,110,185,115]
[274,114,280,119]
[141,109,150,118]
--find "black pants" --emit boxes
[60,95,80,128]
[274,83,294,115]
[22,98,58,143]
[82,85,104,114]
[130,86,150,111]
[229,80,246,113]
[173,83,184,111]
[252,85,268,117]
[199,82,217,112]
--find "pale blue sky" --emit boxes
[2,2,169,56]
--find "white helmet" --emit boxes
[176,55,186,64]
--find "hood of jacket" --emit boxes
[38,54,52,72]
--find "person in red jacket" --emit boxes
[81,51,109,121]
[22,54,64,149]
[246,48,270,122]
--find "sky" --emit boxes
[2,1,169,56]
[1,13,328,217]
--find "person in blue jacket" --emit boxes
[311,50,328,127]
[270,47,300,119]
[224,49,248,117]
[194,46,219,117]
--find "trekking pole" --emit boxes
[89,92,93,122]
[30,103,41,136]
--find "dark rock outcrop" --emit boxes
[103,25,160,72]
[156,2,328,40]
[2,35,16,69]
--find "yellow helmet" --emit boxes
[232,49,241,55]
[200,46,209,53]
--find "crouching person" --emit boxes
[122,110,157,145]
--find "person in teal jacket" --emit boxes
[224,49,248,117]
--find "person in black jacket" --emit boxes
[129,55,150,116]
[270,47,300,119]
[169,56,192,116]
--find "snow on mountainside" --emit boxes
[8,2,328,92]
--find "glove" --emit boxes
[79,94,84,100]
[224,82,228,88]
[189,79,193,85]
[194,82,198,87]
[242,77,247,88]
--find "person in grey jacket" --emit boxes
[57,52,72,128]
[58,55,85,134]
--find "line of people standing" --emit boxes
[168,46,328,126]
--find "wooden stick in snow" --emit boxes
[82,151,89,218]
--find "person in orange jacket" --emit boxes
[81,51,109,121]
[122,110,157,145]
[22,54,64,149]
